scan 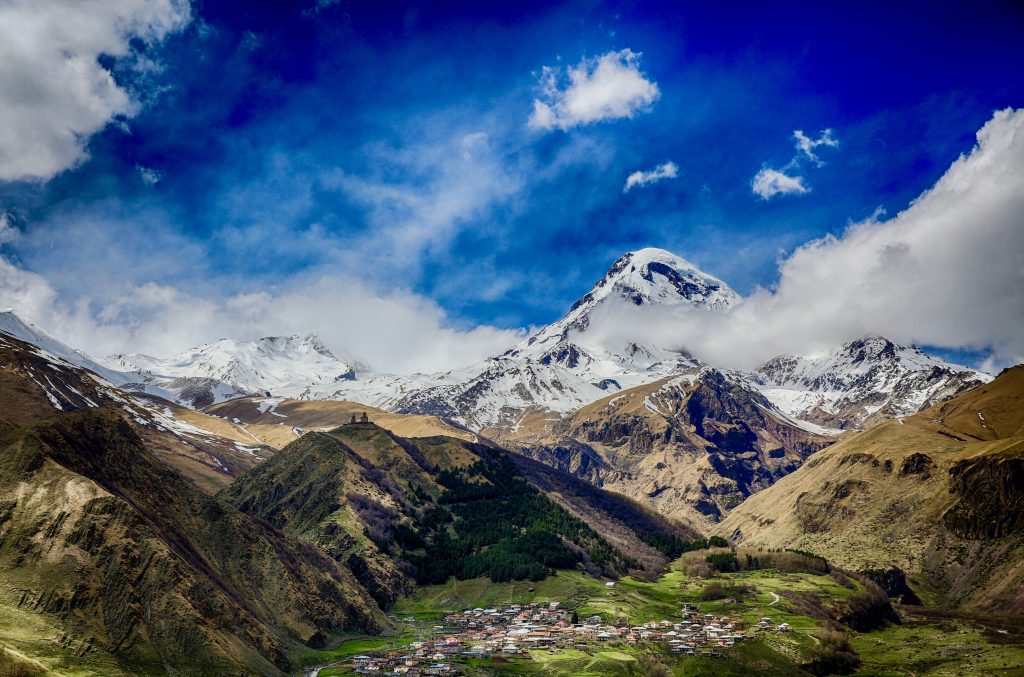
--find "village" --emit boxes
[347,597,794,675]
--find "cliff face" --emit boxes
[943,450,1024,540]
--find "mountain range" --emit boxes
[0,247,1019,675]
[0,248,990,526]
[6,247,982,437]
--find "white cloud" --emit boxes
[0,260,525,374]
[136,165,162,186]
[332,124,524,278]
[3,105,1019,378]
[0,0,190,182]
[751,127,838,199]
[751,168,808,199]
[529,49,659,131]
[586,108,1024,370]
[623,161,678,193]
[0,213,19,245]
[0,257,58,319]
[793,129,838,167]
[460,132,489,160]
[0,112,531,374]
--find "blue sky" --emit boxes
[0,0,1022,370]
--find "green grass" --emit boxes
[0,599,135,676]
[449,648,645,677]
[850,617,1024,677]
[393,569,608,617]
[385,564,1024,677]
[294,633,418,672]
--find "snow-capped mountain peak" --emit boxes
[574,247,739,313]
[3,255,993,438]
[515,248,737,357]
[384,248,736,429]
[105,333,357,395]
[751,336,991,429]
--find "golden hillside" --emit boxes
[205,396,477,447]
[716,365,1024,615]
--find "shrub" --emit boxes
[682,559,713,578]
[840,577,898,631]
[393,523,425,549]
[706,552,740,572]
[699,581,752,601]
[637,656,671,677]
[829,569,855,589]
[734,547,830,574]
[802,630,861,675]
[639,534,730,558]
[348,493,398,549]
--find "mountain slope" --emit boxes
[716,366,1024,616]
[501,367,833,531]
[0,327,271,493]
[516,247,737,360]
[752,337,990,430]
[0,330,393,674]
[0,309,128,385]
[103,334,359,408]
[222,421,701,597]
[0,309,252,412]
[388,249,734,430]
[204,395,477,448]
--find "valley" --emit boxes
[1,2,1021,673]
[308,565,1024,677]
[0,248,1019,676]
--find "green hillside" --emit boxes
[221,424,689,600]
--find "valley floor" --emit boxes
[308,567,1024,677]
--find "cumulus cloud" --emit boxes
[623,161,678,193]
[751,168,808,199]
[586,108,1024,370]
[0,0,191,182]
[0,110,530,374]
[0,257,524,374]
[529,49,659,131]
[2,102,1019,377]
[751,127,838,200]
